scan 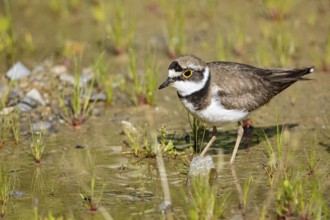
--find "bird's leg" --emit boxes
[230,121,244,165]
[200,126,217,156]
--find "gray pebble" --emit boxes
[189,155,216,176]
[16,103,32,112]
[26,88,46,106]
[31,121,53,132]
[90,93,107,102]
[6,62,30,81]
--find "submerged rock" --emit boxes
[9,191,25,198]
[6,62,30,80]
[189,155,216,176]
[31,121,53,132]
[121,120,138,136]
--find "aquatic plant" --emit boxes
[122,121,154,157]
[30,130,45,164]
[255,40,273,67]
[216,33,227,61]
[9,110,20,144]
[243,176,254,209]
[47,0,70,15]
[0,0,15,66]
[80,152,105,213]
[163,0,186,58]
[93,52,113,105]
[122,122,182,158]
[276,178,328,219]
[304,135,320,175]
[259,111,285,186]
[262,0,295,21]
[127,48,159,105]
[91,0,106,24]
[188,113,206,153]
[144,51,158,105]
[228,22,247,58]
[59,59,95,126]
[159,125,177,156]
[186,176,230,219]
[319,32,330,72]
[0,162,12,217]
[0,109,20,147]
[106,0,134,55]
[0,114,10,148]
[271,27,295,67]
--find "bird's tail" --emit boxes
[267,66,314,82]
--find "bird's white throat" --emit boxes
[171,66,210,97]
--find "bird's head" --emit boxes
[159,55,209,96]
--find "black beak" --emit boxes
[159,78,173,89]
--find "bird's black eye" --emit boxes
[182,70,192,78]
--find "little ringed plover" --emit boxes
[159,54,314,164]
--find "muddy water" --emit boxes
[5,80,330,219]
[1,0,330,219]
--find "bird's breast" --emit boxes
[181,98,248,125]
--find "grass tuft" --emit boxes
[188,113,206,153]
[59,57,95,126]
[106,0,135,55]
[0,162,12,217]
[186,176,229,219]
[127,48,158,105]
[163,0,186,58]
[262,0,295,21]
[30,130,45,164]
[93,52,113,105]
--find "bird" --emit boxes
[159,54,314,165]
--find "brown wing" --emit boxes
[208,62,313,112]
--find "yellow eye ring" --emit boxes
[182,70,192,78]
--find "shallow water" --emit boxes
[1,0,330,219]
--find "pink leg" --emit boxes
[201,126,217,156]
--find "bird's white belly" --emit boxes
[181,99,248,125]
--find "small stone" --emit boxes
[22,96,38,107]
[26,88,46,106]
[16,103,32,112]
[90,93,107,102]
[32,66,45,74]
[59,73,75,85]
[121,121,138,136]
[31,121,53,132]
[0,85,8,99]
[52,65,67,75]
[59,73,93,86]
[189,155,216,177]
[9,191,25,198]
[0,107,15,116]
[6,62,30,80]
[80,73,93,85]
[75,144,85,149]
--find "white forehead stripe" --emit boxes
[168,69,181,78]
[172,66,210,97]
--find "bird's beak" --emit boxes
[158,77,173,89]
